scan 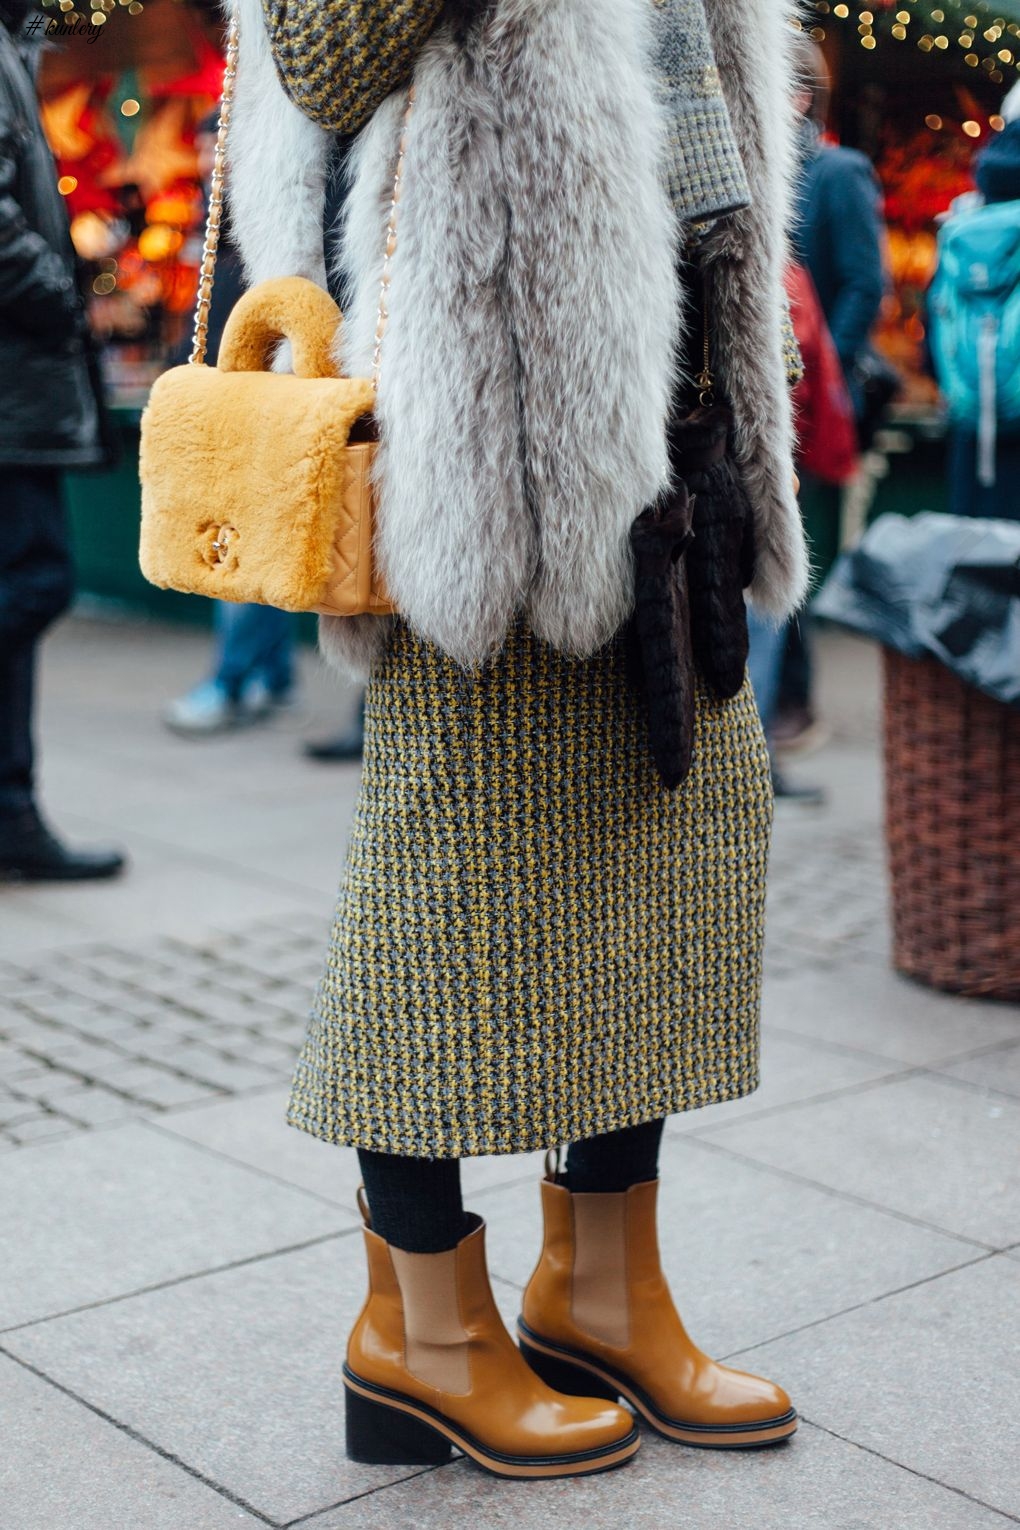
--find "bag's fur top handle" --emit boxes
[218,278,343,380]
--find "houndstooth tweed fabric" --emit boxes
[287,620,772,1158]
[260,0,444,138]
[260,0,750,225]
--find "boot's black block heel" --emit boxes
[344,1385,453,1466]
[518,1339,620,1403]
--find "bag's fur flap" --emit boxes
[140,365,375,611]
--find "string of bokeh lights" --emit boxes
[802,1,1020,87]
[38,0,145,21]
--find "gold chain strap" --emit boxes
[188,9,414,385]
[372,85,415,390]
[189,13,238,366]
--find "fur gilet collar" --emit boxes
[336,0,679,667]
[226,0,808,676]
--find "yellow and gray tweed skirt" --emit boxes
[287,620,773,1158]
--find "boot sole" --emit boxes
[343,1364,640,1479]
[518,1323,798,1449]
[0,862,124,883]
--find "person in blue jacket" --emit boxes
[163,111,297,736]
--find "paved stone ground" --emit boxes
[1,614,1018,1529]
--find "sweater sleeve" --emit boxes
[260,0,444,134]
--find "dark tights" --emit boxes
[358,1118,664,1253]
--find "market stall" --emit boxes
[44,0,1020,611]
[37,0,225,617]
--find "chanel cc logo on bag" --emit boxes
[200,521,240,570]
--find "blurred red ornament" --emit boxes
[148,34,225,101]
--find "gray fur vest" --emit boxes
[227,0,808,676]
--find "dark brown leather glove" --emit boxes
[666,403,755,702]
[628,483,697,790]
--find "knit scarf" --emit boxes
[262,0,748,224]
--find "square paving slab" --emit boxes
[3,1238,430,1526]
[937,1040,1020,1102]
[702,1072,1020,1248]
[0,1121,351,1331]
[301,1421,1014,1530]
[3,835,325,949]
[670,1029,907,1134]
[734,1255,1020,1519]
[0,1356,260,1530]
[159,1088,547,1207]
[765,966,1020,1067]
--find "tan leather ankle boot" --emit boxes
[344,1209,640,1478]
[518,1175,797,1448]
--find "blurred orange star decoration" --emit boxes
[41,81,124,217]
[117,97,198,201]
[37,2,227,335]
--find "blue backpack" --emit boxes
[929,199,1020,436]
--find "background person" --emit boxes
[776,33,887,757]
[0,0,124,880]
[928,82,1020,522]
[748,259,859,804]
[302,690,366,762]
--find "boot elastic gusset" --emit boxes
[346,1210,640,1479]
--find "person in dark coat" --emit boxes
[790,39,885,407]
[0,0,124,879]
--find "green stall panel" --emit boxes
[65,408,210,627]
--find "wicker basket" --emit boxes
[883,648,1020,1000]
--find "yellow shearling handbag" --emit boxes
[138,17,408,618]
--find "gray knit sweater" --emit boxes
[652,0,749,221]
[263,0,750,223]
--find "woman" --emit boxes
[747,258,858,803]
[226,0,807,1480]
